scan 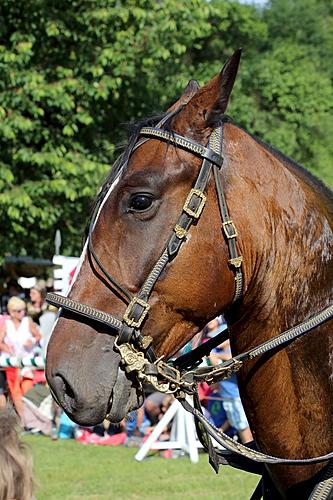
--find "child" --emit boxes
[0,406,34,499]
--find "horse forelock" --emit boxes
[89,103,227,232]
[85,110,181,238]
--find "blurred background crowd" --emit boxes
[0,279,252,452]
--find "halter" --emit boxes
[46,116,333,475]
[47,117,244,392]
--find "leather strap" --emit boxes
[168,156,218,257]
[140,127,222,167]
[190,303,333,385]
[309,461,333,500]
[180,397,333,465]
[173,327,229,371]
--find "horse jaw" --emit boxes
[107,369,143,422]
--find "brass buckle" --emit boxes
[222,220,238,239]
[115,340,148,373]
[228,256,243,268]
[123,297,150,328]
[174,224,187,239]
[183,189,206,219]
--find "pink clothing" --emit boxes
[0,314,9,328]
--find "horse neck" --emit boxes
[221,124,333,488]
[223,123,333,346]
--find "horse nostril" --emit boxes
[52,374,77,411]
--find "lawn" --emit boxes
[25,435,259,499]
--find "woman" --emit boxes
[28,282,57,357]
[27,282,47,324]
[0,297,41,418]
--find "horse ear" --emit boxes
[206,49,242,127]
[183,79,200,98]
[172,50,241,137]
[167,80,200,112]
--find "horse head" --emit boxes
[46,50,243,426]
[46,47,333,496]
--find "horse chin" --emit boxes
[47,348,142,427]
[106,370,143,423]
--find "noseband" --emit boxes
[47,116,244,392]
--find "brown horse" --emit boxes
[46,51,333,498]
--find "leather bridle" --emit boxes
[46,115,333,473]
[47,116,244,392]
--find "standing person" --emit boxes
[27,281,48,324]
[0,297,41,418]
[210,339,253,444]
[27,282,57,357]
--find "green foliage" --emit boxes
[232,43,333,184]
[0,0,332,259]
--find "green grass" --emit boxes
[25,435,259,499]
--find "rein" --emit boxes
[46,117,333,470]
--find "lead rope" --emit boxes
[179,394,333,466]
[176,303,333,466]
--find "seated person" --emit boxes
[210,340,253,444]
[144,391,173,425]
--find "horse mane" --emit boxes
[223,116,333,210]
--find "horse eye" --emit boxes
[128,194,154,212]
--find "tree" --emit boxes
[0,0,266,259]
[1,0,332,262]
[231,42,333,186]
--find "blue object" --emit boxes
[207,392,237,438]
[126,411,150,437]
[219,373,240,398]
[59,412,77,439]
[207,396,227,428]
